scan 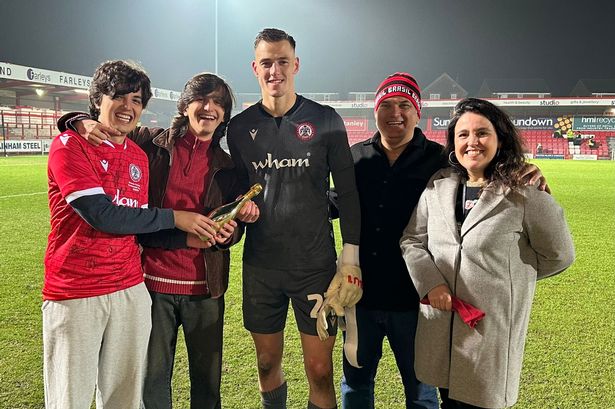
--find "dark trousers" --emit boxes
[439,389,485,409]
[142,292,225,409]
[340,305,438,408]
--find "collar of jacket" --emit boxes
[151,127,235,170]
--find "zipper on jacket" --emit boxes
[183,137,199,176]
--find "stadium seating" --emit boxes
[1,107,61,140]
[423,128,613,158]
[347,131,373,146]
[1,104,613,160]
[423,130,447,145]
[521,130,567,155]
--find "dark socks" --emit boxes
[261,381,287,409]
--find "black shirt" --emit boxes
[351,129,446,311]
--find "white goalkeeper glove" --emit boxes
[336,243,363,307]
[316,243,362,341]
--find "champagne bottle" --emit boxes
[200,183,262,242]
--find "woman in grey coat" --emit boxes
[400,98,575,409]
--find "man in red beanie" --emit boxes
[339,72,442,408]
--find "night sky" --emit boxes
[2,0,614,96]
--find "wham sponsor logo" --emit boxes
[251,153,310,170]
[112,189,140,207]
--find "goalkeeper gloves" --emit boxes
[316,290,345,341]
[336,243,362,307]
[316,243,363,341]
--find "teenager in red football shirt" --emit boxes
[43,61,223,409]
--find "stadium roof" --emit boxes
[0,62,180,109]
[477,78,551,98]
[423,73,469,100]
[570,79,615,97]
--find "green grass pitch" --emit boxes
[0,156,613,408]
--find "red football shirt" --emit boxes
[44,130,150,300]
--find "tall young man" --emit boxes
[226,28,362,409]
[44,60,217,409]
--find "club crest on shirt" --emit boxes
[295,122,316,142]
[249,128,258,140]
[129,163,142,182]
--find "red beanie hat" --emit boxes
[374,72,422,118]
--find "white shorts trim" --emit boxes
[144,274,207,285]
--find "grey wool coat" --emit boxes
[400,167,575,409]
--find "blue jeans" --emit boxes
[142,292,224,409]
[340,306,438,409]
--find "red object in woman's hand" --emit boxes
[420,296,485,328]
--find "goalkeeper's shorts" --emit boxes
[242,262,337,337]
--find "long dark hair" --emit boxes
[445,98,527,189]
[170,73,234,144]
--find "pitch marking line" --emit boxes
[0,191,47,199]
[0,163,48,167]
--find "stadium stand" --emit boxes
[1,62,614,160]
[2,104,612,160]
[0,107,61,140]
[423,130,447,146]
[347,131,373,146]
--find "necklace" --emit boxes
[466,180,487,188]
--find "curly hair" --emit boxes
[170,73,234,144]
[445,98,527,190]
[88,60,152,120]
[254,28,296,50]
